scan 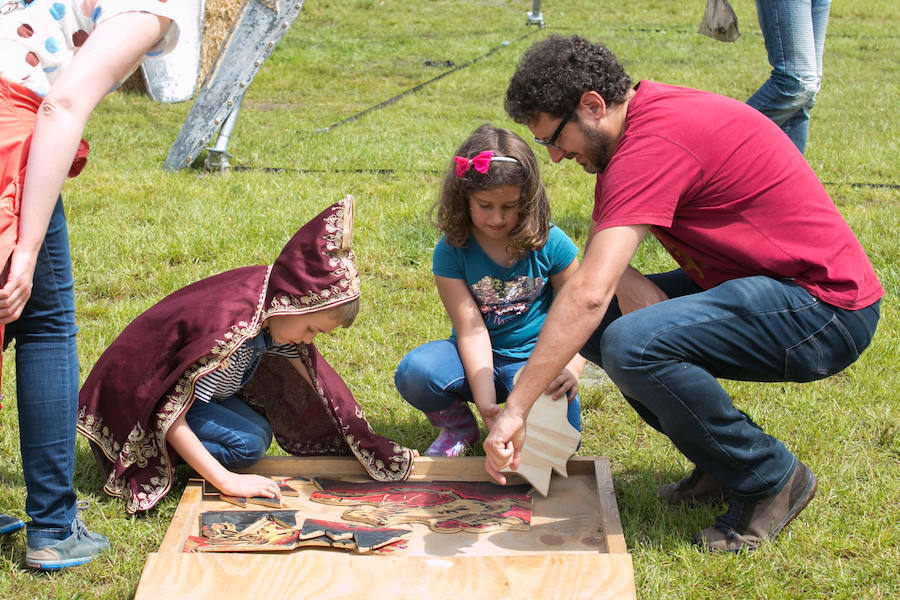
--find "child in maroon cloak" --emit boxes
[78,197,413,514]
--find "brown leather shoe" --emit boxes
[693,461,817,552]
[657,467,727,505]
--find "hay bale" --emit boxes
[200,0,244,86]
[120,0,244,95]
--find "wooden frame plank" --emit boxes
[139,455,635,600]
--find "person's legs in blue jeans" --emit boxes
[586,274,879,500]
[394,340,481,456]
[395,340,470,413]
[748,0,831,153]
[581,269,702,435]
[6,198,78,538]
[395,340,583,455]
[5,197,109,567]
[184,395,273,470]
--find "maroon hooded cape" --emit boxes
[77,197,413,514]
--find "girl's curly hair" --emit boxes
[431,124,550,261]
[505,35,632,125]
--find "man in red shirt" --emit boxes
[484,35,883,552]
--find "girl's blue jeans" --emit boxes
[748,0,831,153]
[582,270,880,500]
[5,197,79,542]
[394,339,582,432]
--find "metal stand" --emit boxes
[204,96,243,172]
[526,0,544,28]
[163,0,306,171]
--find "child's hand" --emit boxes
[477,402,502,431]
[544,367,580,401]
[215,473,283,499]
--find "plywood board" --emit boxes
[135,456,634,600]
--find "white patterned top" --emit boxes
[0,0,184,97]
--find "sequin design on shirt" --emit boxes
[470,275,545,327]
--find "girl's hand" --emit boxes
[477,402,502,431]
[213,473,282,499]
[544,367,580,401]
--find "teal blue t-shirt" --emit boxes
[432,225,578,359]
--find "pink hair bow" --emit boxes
[454,150,495,177]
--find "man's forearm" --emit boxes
[504,279,613,417]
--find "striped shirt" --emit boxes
[194,334,300,403]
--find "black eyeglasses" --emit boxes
[534,107,575,151]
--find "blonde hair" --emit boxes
[431,124,550,261]
[329,297,360,327]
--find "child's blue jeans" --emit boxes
[395,339,582,432]
[185,395,273,470]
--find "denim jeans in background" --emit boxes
[395,339,582,432]
[5,197,79,542]
[185,394,273,470]
[748,0,832,153]
[581,270,880,501]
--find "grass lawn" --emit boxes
[1,0,897,598]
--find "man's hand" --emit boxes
[483,410,526,484]
[544,360,584,402]
[615,266,668,315]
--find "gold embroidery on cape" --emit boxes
[293,345,411,482]
[77,268,274,513]
[264,201,360,316]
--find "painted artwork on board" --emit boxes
[184,510,410,554]
[309,479,533,532]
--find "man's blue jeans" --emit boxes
[748,0,831,153]
[395,339,582,432]
[581,270,880,501]
[5,197,79,542]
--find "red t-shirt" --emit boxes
[592,81,883,310]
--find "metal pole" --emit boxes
[204,95,243,172]
[527,0,544,28]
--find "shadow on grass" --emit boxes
[614,463,726,550]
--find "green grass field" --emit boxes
[1,1,897,598]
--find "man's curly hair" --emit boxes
[505,35,632,124]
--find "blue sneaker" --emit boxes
[25,517,110,570]
[0,513,25,535]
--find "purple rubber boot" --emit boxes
[424,401,479,457]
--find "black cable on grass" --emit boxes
[309,28,540,134]
[231,166,900,191]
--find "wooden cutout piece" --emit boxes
[501,389,582,497]
[274,476,308,497]
[202,479,282,508]
[299,519,410,553]
[310,479,533,532]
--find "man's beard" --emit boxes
[578,121,617,174]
